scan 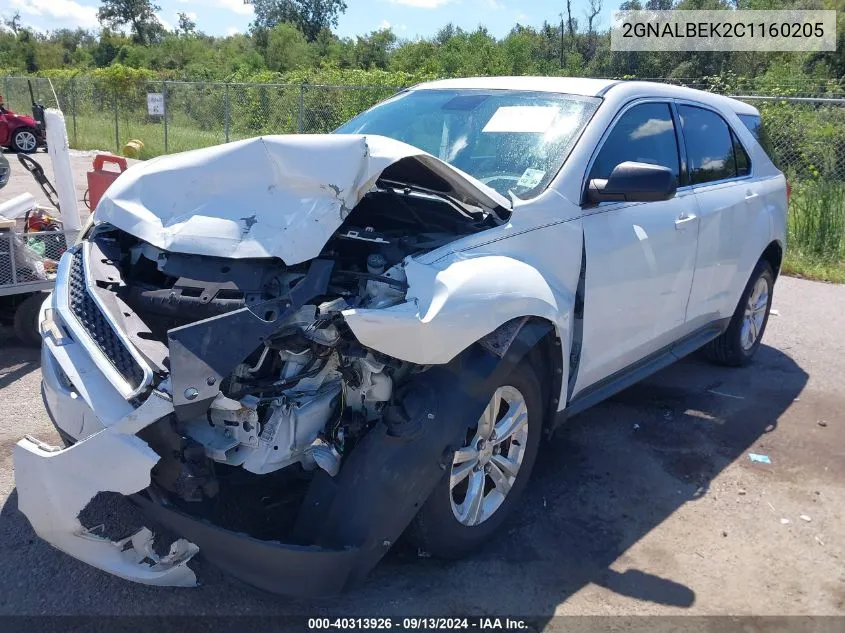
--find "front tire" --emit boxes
[11,128,39,153]
[704,260,774,366]
[409,359,544,559]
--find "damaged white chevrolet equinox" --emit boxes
[15,77,786,596]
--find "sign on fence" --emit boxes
[147,93,164,116]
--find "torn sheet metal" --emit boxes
[13,391,198,587]
[94,134,510,265]
[132,339,518,597]
[342,255,565,366]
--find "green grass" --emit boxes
[67,113,248,159]
[784,181,845,283]
[782,250,845,284]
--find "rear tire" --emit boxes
[13,292,47,347]
[703,260,774,366]
[11,128,39,153]
[409,359,544,559]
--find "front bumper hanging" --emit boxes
[14,391,199,587]
[16,354,500,596]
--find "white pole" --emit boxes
[45,108,81,236]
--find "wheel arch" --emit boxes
[519,320,565,432]
[474,316,565,434]
[761,239,784,278]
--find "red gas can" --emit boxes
[86,153,128,210]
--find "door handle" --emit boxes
[745,192,759,203]
[675,213,698,230]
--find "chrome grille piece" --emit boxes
[67,249,146,391]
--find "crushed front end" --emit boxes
[15,134,515,595]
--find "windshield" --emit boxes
[336,89,601,199]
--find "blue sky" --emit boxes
[1,0,620,39]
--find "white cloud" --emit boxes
[156,13,173,31]
[226,26,241,36]
[215,0,253,15]
[179,0,253,16]
[9,0,98,30]
[630,118,674,140]
[377,20,407,33]
[484,0,506,10]
[387,0,453,8]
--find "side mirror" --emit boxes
[585,161,677,205]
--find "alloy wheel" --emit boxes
[741,276,769,351]
[449,385,529,527]
[16,131,37,152]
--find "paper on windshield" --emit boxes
[482,106,560,133]
[516,168,546,189]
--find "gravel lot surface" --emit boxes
[0,153,843,622]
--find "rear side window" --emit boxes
[732,130,751,176]
[590,102,680,183]
[738,114,774,158]
[679,105,745,185]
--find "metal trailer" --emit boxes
[0,225,76,345]
[1,99,84,346]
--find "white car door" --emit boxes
[572,101,700,396]
[678,104,760,326]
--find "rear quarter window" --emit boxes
[738,114,775,159]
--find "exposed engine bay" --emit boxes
[16,134,568,597]
[79,177,502,538]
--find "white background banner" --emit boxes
[612,10,837,52]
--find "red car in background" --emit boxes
[0,95,44,153]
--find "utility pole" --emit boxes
[559,13,564,69]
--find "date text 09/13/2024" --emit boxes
[308,617,530,630]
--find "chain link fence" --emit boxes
[2,76,399,158]
[3,76,843,177]
[738,94,845,261]
[3,75,844,261]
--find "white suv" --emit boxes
[16,77,786,596]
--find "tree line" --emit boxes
[0,0,842,91]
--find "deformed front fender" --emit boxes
[343,254,570,366]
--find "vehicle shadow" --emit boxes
[0,344,807,618]
[369,343,806,617]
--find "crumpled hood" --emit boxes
[94,134,510,264]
